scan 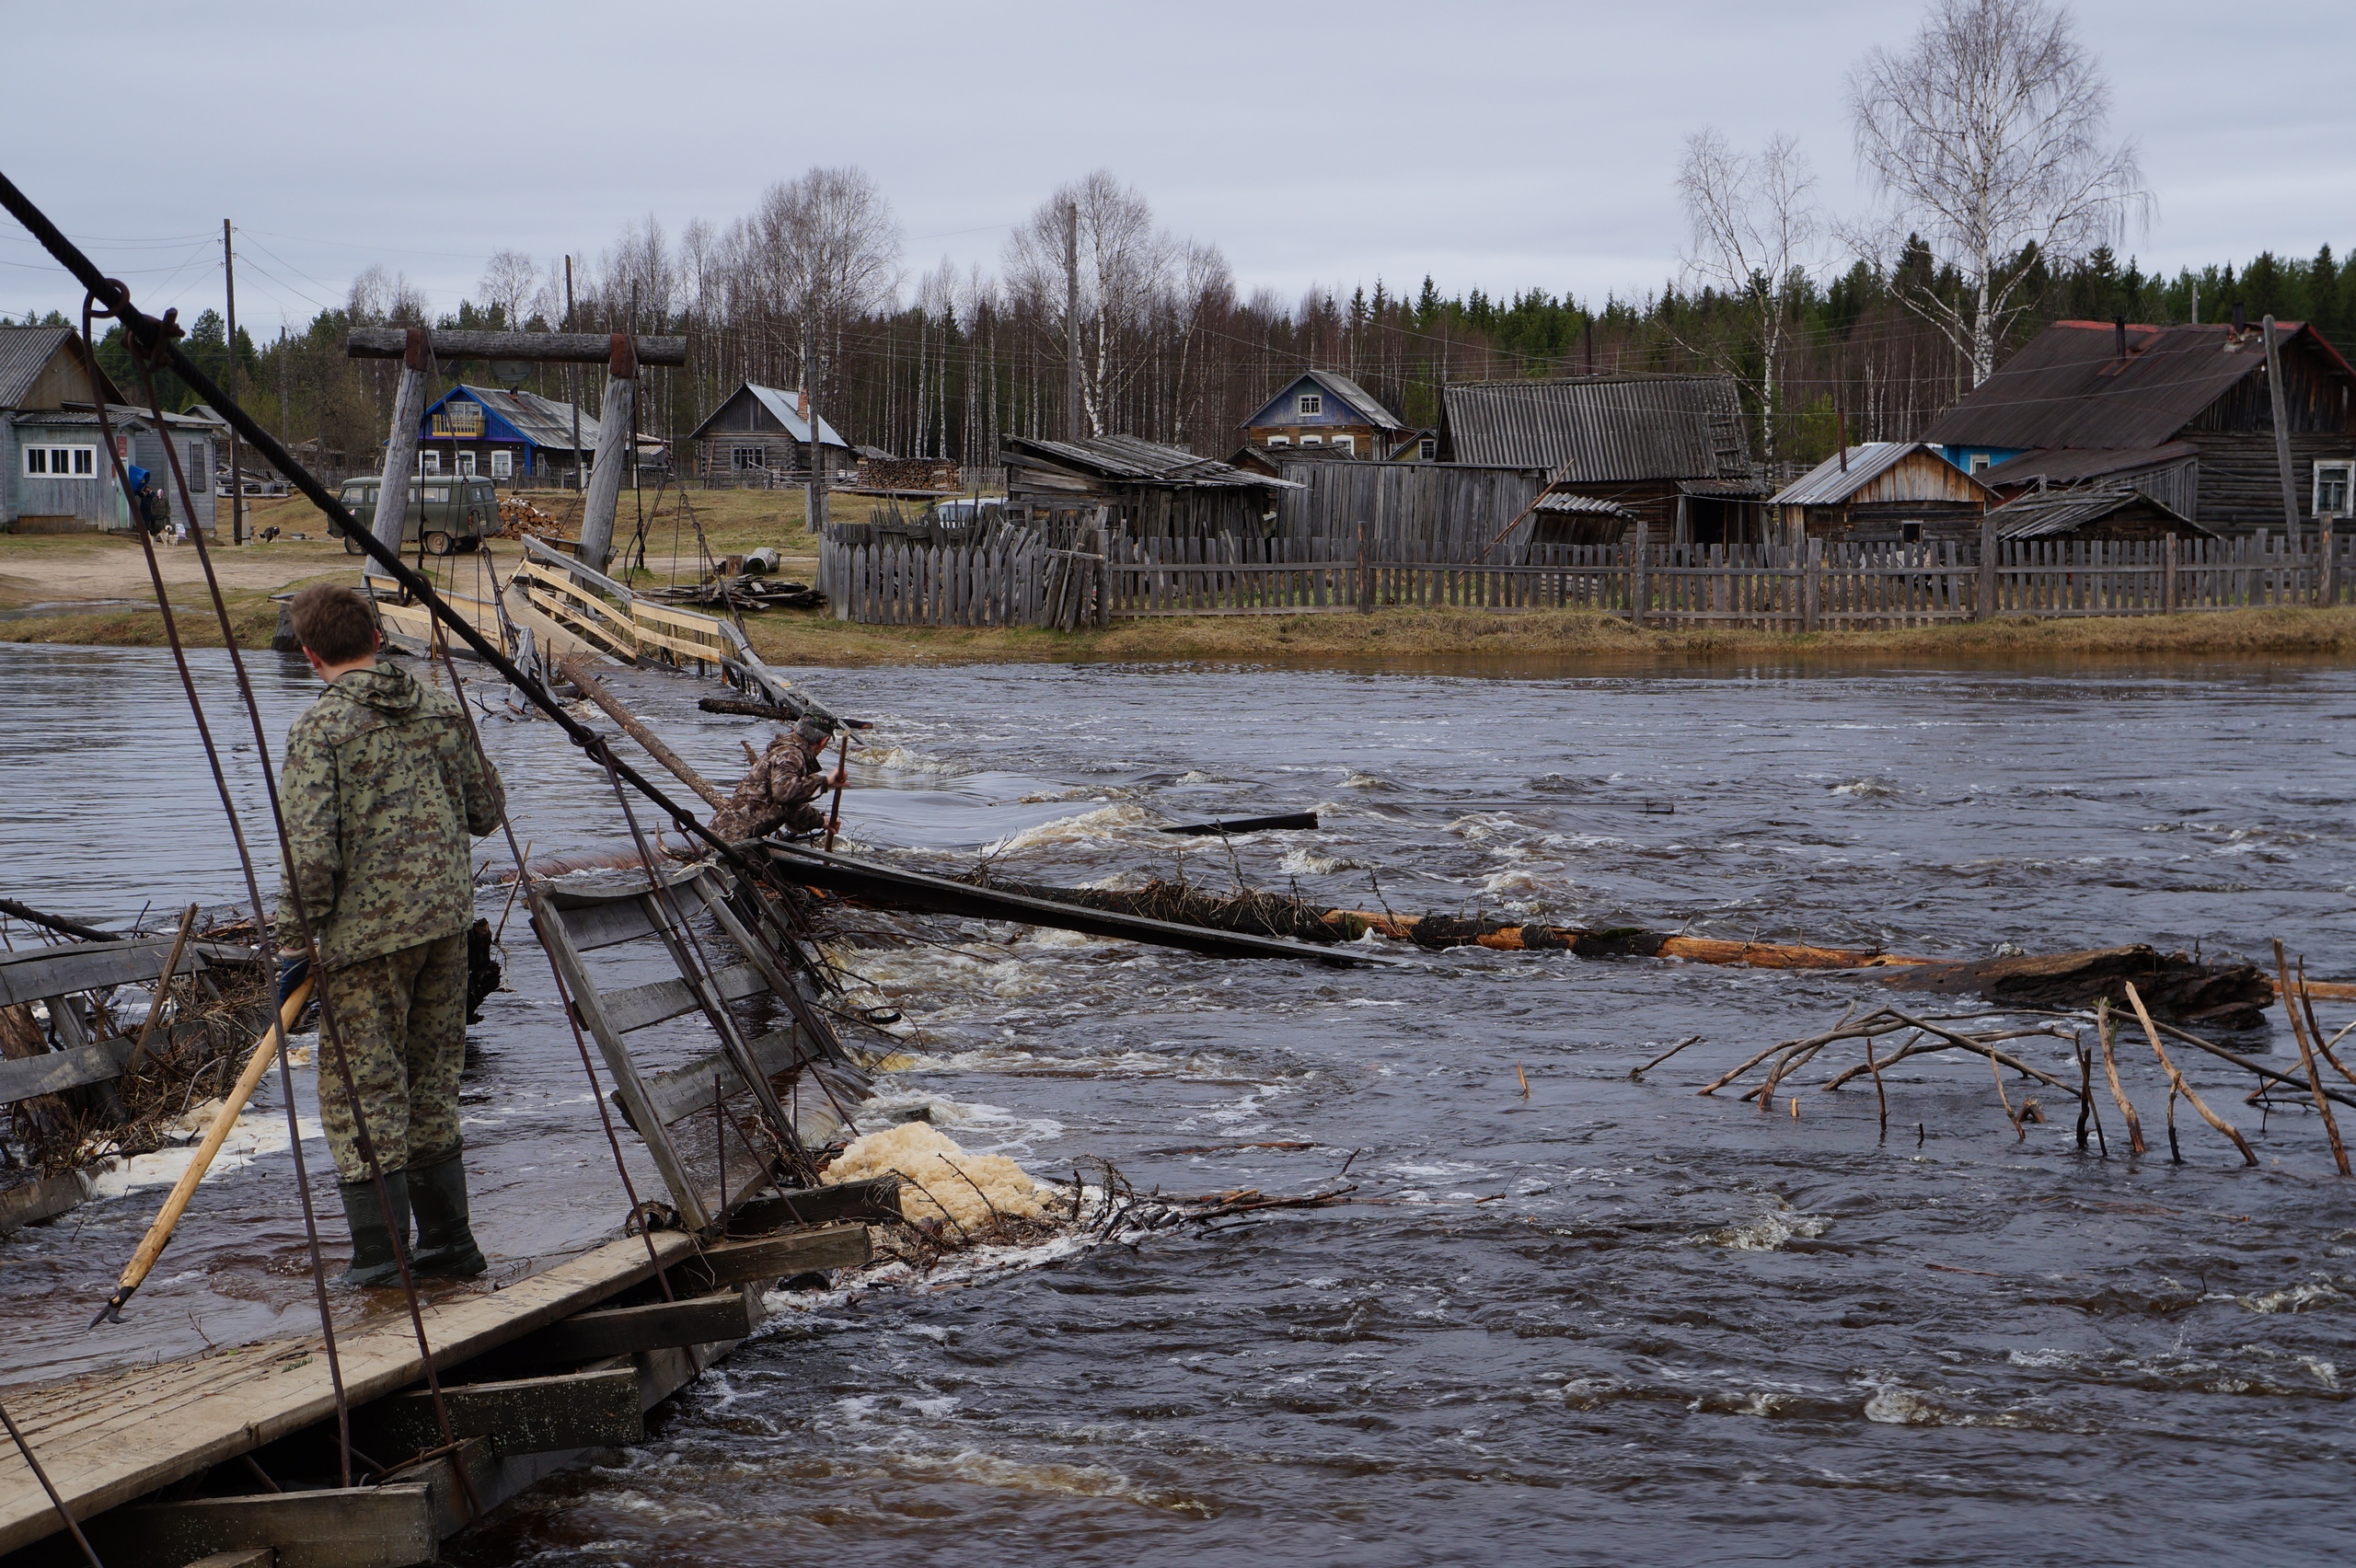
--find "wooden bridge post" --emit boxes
[369,327,430,555]
[576,334,639,573]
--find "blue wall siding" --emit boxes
[1243,375,1373,431]
[1937,443,2029,476]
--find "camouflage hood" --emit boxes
[326,661,423,718]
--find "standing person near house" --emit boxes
[276,584,507,1285]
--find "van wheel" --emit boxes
[342,532,364,555]
[424,530,456,557]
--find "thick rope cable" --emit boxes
[73,303,358,1488]
[111,322,481,1520]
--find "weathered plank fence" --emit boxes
[817,528,2352,630]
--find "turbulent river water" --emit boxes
[3,644,2353,1566]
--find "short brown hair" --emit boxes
[289,584,378,664]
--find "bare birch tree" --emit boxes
[1677,128,1820,462]
[1007,170,1187,437]
[1849,0,2150,385]
[479,250,537,329]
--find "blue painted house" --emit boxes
[415,384,598,483]
[1240,369,1408,457]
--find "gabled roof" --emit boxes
[1441,375,1757,482]
[1981,442,2196,489]
[1922,320,2356,451]
[0,325,121,409]
[425,384,598,452]
[685,382,849,448]
[1244,369,1406,433]
[1986,483,2212,540]
[1771,442,1995,507]
[1003,434,1301,490]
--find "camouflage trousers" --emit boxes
[315,931,468,1184]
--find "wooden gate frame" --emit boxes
[525,866,864,1234]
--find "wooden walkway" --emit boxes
[0,1233,691,1557]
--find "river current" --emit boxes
[2,645,2351,1566]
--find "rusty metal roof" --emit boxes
[1002,434,1299,490]
[1986,483,2212,540]
[1921,321,2354,451]
[1981,442,2197,489]
[1441,375,1756,482]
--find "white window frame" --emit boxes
[1328,434,1355,454]
[1418,437,1437,461]
[490,449,514,479]
[422,451,442,475]
[1265,435,1290,448]
[2313,459,2352,518]
[22,444,98,478]
[1298,392,1322,416]
[1969,454,1991,475]
[456,451,477,477]
[1299,435,1322,446]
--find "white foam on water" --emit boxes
[87,1104,325,1199]
[2236,1281,2343,1314]
[1690,1201,1829,1252]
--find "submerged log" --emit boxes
[1880,945,2271,1031]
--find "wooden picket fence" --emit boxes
[818,529,2353,630]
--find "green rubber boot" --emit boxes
[408,1152,487,1279]
[336,1169,412,1287]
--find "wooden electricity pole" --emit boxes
[222,219,244,545]
[1065,199,1083,441]
[2263,316,2301,536]
[565,255,582,490]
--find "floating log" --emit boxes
[560,655,729,812]
[1883,946,2272,1030]
[1160,812,1321,836]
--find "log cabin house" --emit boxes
[1001,433,1300,537]
[1922,319,2356,536]
[1438,375,1770,545]
[1768,442,1995,544]
[1240,369,1406,457]
[688,382,853,487]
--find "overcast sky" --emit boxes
[5,0,2350,334]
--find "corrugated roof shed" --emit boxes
[1771,443,1917,505]
[1981,442,2196,488]
[1986,484,2210,540]
[0,325,119,409]
[1441,375,1759,484]
[745,385,850,449]
[1921,321,2355,450]
[1003,434,1299,490]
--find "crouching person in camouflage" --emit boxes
[710,716,845,842]
[278,584,507,1286]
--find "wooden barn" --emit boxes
[1922,318,2356,536]
[1769,442,1994,543]
[1001,434,1300,537]
[1985,483,2215,544]
[688,383,853,486]
[1239,369,1406,457]
[1438,375,1769,544]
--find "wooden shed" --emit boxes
[687,383,853,487]
[1985,484,2215,544]
[1769,442,1994,544]
[1,325,214,534]
[1001,434,1300,537]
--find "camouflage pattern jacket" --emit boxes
[276,662,506,969]
[710,735,827,842]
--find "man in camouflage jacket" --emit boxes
[277,584,505,1285]
[710,716,844,842]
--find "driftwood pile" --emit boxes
[1689,959,2355,1171]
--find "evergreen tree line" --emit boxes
[17,225,2353,481]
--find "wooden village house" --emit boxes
[0,324,215,534]
[1769,442,1995,544]
[688,383,853,486]
[1000,434,1300,536]
[1239,369,1413,458]
[415,384,598,483]
[1438,374,1769,545]
[1921,318,2356,536]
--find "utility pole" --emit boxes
[1065,199,1083,441]
[2263,316,2301,536]
[564,255,581,490]
[222,219,244,545]
[803,305,826,536]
